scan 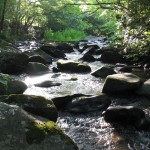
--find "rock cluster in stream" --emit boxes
[0,39,150,149]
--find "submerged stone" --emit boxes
[34,80,61,87]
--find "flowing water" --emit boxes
[16,37,150,150]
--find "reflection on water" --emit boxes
[57,112,150,150]
[17,40,150,150]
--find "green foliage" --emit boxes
[44,28,87,41]
[99,20,117,41]
[115,0,150,61]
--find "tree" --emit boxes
[0,0,7,32]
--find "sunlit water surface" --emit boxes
[16,39,150,150]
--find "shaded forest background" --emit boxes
[0,0,150,61]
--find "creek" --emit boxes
[15,37,150,150]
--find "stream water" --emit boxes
[15,37,150,150]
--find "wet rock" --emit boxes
[93,49,103,55]
[0,73,27,95]
[102,73,142,94]
[66,94,111,113]
[118,66,132,73]
[52,94,90,110]
[136,79,150,97]
[28,49,52,64]
[0,83,7,95]
[100,51,124,64]
[82,46,97,55]
[52,67,60,73]
[137,119,150,131]
[41,46,66,58]
[35,80,61,87]
[80,54,96,62]
[40,44,56,51]
[0,95,8,102]
[0,102,78,150]
[0,51,28,74]
[3,94,58,122]
[57,59,91,73]
[28,55,47,64]
[115,63,132,73]
[26,62,49,75]
[7,80,27,94]
[56,42,74,53]
[91,66,116,78]
[103,106,146,129]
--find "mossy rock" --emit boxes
[4,94,58,122]
[0,102,78,150]
[0,73,11,95]
[26,121,77,147]
[0,73,27,95]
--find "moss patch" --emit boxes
[26,121,62,144]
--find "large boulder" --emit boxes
[57,59,91,73]
[66,94,111,113]
[26,62,49,75]
[100,51,125,64]
[91,66,116,78]
[7,80,27,94]
[102,73,142,94]
[3,94,58,122]
[103,106,148,129]
[0,51,28,74]
[0,102,78,150]
[136,79,150,97]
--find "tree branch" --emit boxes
[66,2,114,10]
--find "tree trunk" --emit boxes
[0,0,7,33]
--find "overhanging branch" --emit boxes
[66,2,114,10]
